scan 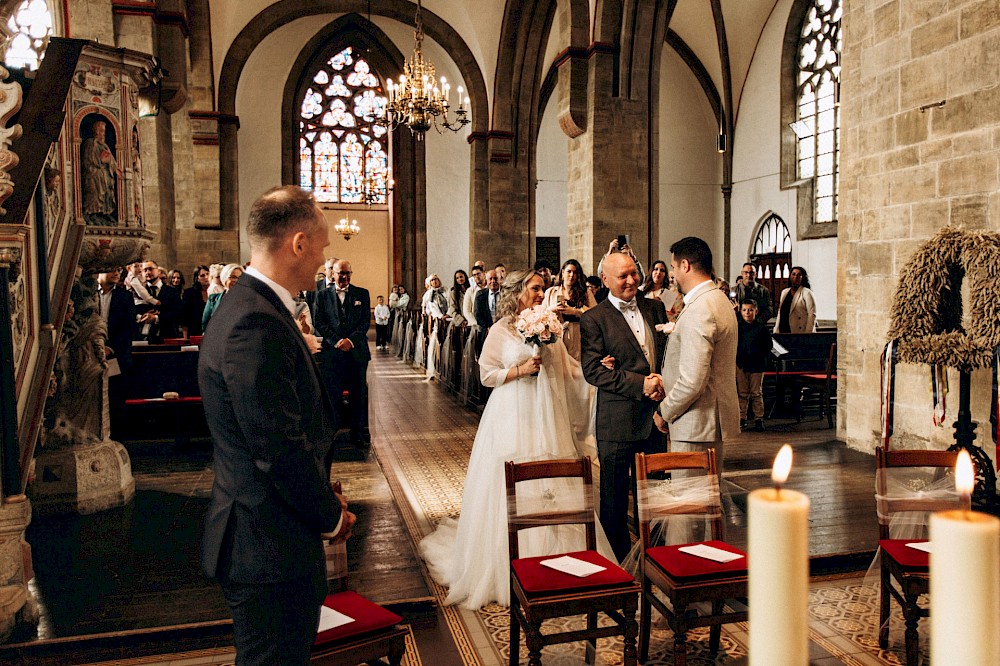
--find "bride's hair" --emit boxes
[494,269,542,324]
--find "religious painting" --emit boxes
[78,113,119,227]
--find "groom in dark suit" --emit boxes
[312,258,372,461]
[198,186,355,665]
[581,251,668,560]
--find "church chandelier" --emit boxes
[335,217,361,240]
[375,0,470,139]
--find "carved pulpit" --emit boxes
[0,39,159,641]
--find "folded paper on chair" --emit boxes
[540,555,606,577]
[317,605,354,633]
[678,544,744,563]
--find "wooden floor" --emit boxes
[1,336,884,664]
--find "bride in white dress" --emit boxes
[419,270,603,610]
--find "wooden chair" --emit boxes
[793,342,837,428]
[311,482,409,666]
[874,447,960,666]
[505,457,640,666]
[635,450,747,666]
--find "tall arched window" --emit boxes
[4,0,53,71]
[793,0,841,225]
[297,46,390,204]
[750,213,793,313]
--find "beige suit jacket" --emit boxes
[659,284,740,442]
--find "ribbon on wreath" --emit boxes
[931,364,948,427]
[991,345,999,470]
[880,341,898,447]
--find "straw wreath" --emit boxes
[887,227,1000,371]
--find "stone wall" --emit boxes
[838,0,1000,457]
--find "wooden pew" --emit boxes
[123,343,206,444]
[765,332,837,422]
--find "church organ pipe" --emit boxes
[0,252,20,498]
[32,181,50,325]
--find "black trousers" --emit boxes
[375,323,389,348]
[221,569,327,666]
[320,350,370,461]
[597,429,666,562]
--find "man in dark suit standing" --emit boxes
[312,258,371,460]
[135,260,181,342]
[198,185,355,665]
[97,267,135,441]
[315,257,336,292]
[581,251,668,561]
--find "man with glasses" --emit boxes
[312,259,372,461]
[734,262,773,323]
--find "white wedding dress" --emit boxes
[419,318,604,609]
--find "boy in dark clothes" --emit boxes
[737,299,772,431]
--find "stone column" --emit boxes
[566,50,654,275]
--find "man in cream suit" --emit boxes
[655,237,739,475]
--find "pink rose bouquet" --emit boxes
[515,305,564,347]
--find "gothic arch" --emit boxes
[216,0,489,266]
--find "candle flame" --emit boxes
[955,449,975,496]
[772,444,793,485]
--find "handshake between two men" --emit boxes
[644,373,672,434]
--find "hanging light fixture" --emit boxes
[378,0,470,139]
[335,217,361,240]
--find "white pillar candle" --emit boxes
[749,445,810,666]
[929,454,1000,665]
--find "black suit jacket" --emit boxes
[180,286,207,337]
[312,284,371,362]
[104,285,136,371]
[198,274,341,583]
[135,282,182,341]
[581,297,668,441]
[474,288,498,330]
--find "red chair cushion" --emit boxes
[313,591,402,646]
[511,550,633,594]
[162,338,188,345]
[879,539,929,570]
[189,335,203,345]
[125,396,202,405]
[646,541,747,581]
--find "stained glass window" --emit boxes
[298,46,390,203]
[796,0,840,224]
[4,0,53,71]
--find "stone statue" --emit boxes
[81,120,119,226]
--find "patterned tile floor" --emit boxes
[369,350,928,665]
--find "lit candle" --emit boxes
[748,444,809,666]
[930,451,1000,665]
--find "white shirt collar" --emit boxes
[243,266,297,318]
[683,279,715,305]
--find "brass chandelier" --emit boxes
[335,217,361,240]
[380,0,470,139]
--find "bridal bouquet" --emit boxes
[516,305,564,347]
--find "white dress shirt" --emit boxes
[607,292,652,366]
